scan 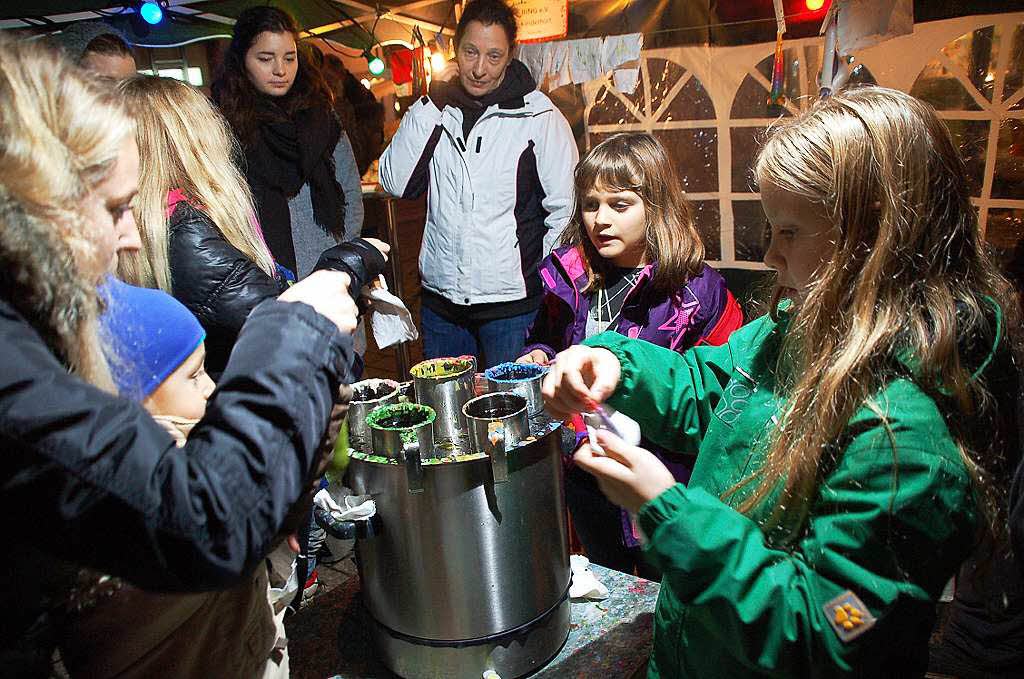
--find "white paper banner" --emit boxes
[601,33,643,74]
[613,68,640,94]
[517,33,644,89]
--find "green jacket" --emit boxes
[584,309,999,678]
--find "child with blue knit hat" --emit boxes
[59,277,291,678]
[101,277,212,425]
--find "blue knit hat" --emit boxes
[99,277,206,400]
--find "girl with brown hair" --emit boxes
[517,132,742,578]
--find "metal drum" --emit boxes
[347,418,570,679]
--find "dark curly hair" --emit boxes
[455,0,517,47]
[211,5,333,145]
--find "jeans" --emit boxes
[565,464,662,581]
[421,306,538,369]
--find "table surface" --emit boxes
[320,562,659,679]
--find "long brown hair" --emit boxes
[210,5,333,146]
[560,132,705,294]
[0,36,133,391]
[738,86,1016,545]
[117,75,275,291]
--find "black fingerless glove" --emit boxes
[314,239,388,308]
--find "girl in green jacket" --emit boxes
[542,86,1020,678]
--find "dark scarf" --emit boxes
[430,59,536,140]
[243,97,345,275]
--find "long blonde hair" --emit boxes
[561,133,705,294]
[117,75,275,291]
[739,86,1015,544]
[0,36,134,390]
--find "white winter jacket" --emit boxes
[380,87,577,305]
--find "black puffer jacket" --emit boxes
[168,202,387,377]
[0,297,353,677]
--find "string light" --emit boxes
[430,50,446,73]
[364,48,385,76]
[137,0,163,24]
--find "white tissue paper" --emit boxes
[352,277,418,355]
[569,554,609,600]
[267,559,299,610]
[582,405,642,454]
[367,277,418,349]
[314,488,376,521]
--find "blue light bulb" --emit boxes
[139,1,163,25]
[368,56,385,76]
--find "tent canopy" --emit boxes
[3,1,1023,51]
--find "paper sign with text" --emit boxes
[509,0,568,43]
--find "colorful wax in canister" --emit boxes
[367,401,436,431]
[409,356,474,379]
[769,30,786,106]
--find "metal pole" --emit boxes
[383,196,412,379]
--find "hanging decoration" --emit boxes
[390,48,414,85]
[819,6,839,98]
[768,0,787,109]
[768,30,786,108]
[411,26,429,97]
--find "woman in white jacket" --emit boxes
[380,0,577,368]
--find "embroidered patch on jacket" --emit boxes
[823,590,876,642]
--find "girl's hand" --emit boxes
[574,430,676,514]
[279,271,358,334]
[516,349,550,365]
[363,237,391,262]
[541,345,621,420]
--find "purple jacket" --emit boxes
[523,245,744,548]
[523,245,742,360]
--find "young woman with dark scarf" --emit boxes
[212,7,376,604]
[212,5,365,280]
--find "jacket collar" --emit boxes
[547,245,659,313]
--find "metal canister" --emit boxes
[483,362,548,417]
[410,357,475,445]
[347,378,401,453]
[463,392,529,483]
[348,419,570,678]
[367,402,436,494]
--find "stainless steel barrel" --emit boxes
[347,422,570,677]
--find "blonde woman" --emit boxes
[543,87,1021,677]
[0,37,360,677]
[118,75,388,377]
